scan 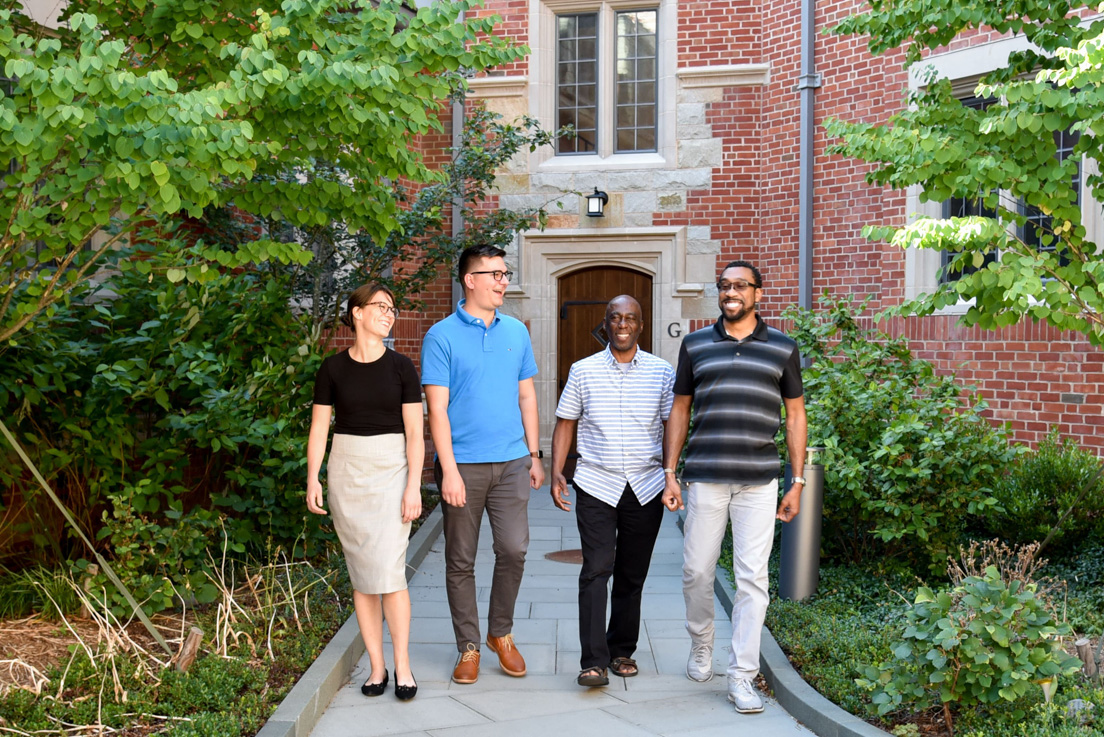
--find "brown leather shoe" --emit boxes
[452,643,480,684]
[486,633,527,677]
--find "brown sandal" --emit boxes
[577,667,609,687]
[610,657,638,677]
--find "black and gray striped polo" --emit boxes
[673,316,803,485]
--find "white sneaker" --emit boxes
[686,643,713,682]
[727,677,764,713]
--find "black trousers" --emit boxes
[575,482,665,670]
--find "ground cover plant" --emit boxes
[0,548,354,737]
[765,538,1104,737]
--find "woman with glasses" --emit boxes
[306,283,424,701]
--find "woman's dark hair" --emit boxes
[341,283,395,330]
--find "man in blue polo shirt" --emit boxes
[550,295,676,688]
[662,260,807,715]
[421,244,545,685]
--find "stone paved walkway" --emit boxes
[310,488,812,737]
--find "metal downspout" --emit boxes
[451,9,466,307]
[797,0,821,310]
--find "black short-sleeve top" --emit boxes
[312,348,422,436]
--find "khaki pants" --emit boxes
[435,456,532,651]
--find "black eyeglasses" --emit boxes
[470,270,514,282]
[717,279,760,292]
[366,301,399,317]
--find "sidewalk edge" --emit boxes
[256,504,445,737]
[677,512,889,737]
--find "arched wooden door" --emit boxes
[557,266,653,480]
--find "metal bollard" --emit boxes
[779,448,825,602]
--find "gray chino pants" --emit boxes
[435,455,532,651]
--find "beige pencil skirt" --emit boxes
[328,433,411,595]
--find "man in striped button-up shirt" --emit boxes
[550,295,676,688]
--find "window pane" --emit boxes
[617,105,635,128]
[577,106,596,134]
[614,9,657,153]
[558,62,575,85]
[578,83,595,107]
[578,60,596,84]
[1021,125,1079,263]
[578,37,595,60]
[556,13,598,155]
[941,95,998,283]
[617,35,635,60]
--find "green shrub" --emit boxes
[986,429,1104,552]
[858,566,1082,734]
[783,294,1017,570]
[0,233,328,613]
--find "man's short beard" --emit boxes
[722,303,756,323]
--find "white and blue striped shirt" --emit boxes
[555,346,676,507]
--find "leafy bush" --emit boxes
[766,542,1104,737]
[985,429,1104,552]
[858,565,1082,735]
[0,234,327,613]
[783,294,1017,570]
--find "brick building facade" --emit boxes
[361,0,1104,456]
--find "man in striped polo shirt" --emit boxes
[550,295,676,688]
[662,260,807,715]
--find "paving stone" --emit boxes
[304,492,811,737]
[427,708,655,737]
[450,684,626,721]
[310,695,489,737]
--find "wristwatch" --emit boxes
[791,476,807,485]
[663,468,677,475]
[530,449,543,459]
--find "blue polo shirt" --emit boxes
[421,300,539,463]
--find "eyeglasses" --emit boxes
[469,270,514,283]
[717,279,760,292]
[366,301,399,317]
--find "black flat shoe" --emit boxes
[395,672,417,701]
[361,669,388,697]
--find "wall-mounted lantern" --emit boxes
[585,188,609,217]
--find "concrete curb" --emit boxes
[677,512,888,737]
[256,505,445,737]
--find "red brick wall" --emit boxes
[470,0,529,77]
[666,0,1104,453]
[431,0,1104,455]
